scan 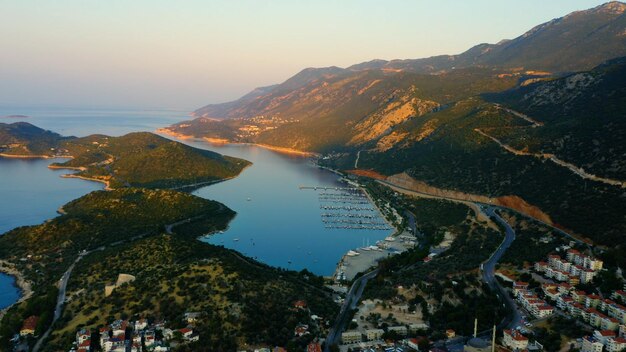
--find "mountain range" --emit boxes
[161,2,626,260]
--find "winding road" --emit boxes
[324,269,379,351]
[32,217,201,351]
[479,206,523,329]
[323,205,522,350]
[33,249,94,352]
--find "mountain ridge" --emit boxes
[192,1,626,120]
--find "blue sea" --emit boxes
[0,106,392,309]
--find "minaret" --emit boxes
[474,318,478,338]
[491,325,496,352]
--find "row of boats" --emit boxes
[324,225,392,230]
[319,205,375,211]
[319,199,370,204]
[346,237,397,256]
[322,219,387,225]
[321,213,378,218]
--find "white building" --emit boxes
[582,336,604,352]
[503,329,528,351]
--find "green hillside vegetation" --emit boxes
[0,122,71,156]
[0,188,232,289]
[0,123,250,189]
[361,194,506,336]
[498,211,568,267]
[169,67,519,153]
[349,93,626,252]
[486,56,626,179]
[0,189,337,351]
[45,234,336,351]
[52,132,250,189]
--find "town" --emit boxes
[71,315,199,352]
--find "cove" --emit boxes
[178,140,393,276]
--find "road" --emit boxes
[354,150,362,169]
[33,250,92,352]
[377,178,583,246]
[32,216,198,351]
[480,206,523,329]
[324,269,378,351]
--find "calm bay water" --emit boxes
[180,140,392,274]
[0,274,19,310]
[0,106,391,309]
[0,158,103,234]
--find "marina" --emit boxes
[300,184,395,232]
[299,184,419,281]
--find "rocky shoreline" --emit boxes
[0,261,33,321]
[156,128,319,157]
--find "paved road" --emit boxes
[378,178,583,247]
[33,250,91,352]
[480,206,523,329]
[324,269,378,351]
[404,209,418,238]
[32,216,198,351]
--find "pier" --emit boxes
[299,185,359,191]
[300,183,395,233]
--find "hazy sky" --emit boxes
[0,0,609,109]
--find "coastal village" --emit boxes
[65,303,327,352]
[332,242,626,352]
[71,317,199,352]
[3,174,626,352]
[5,177,617,352]
[1,129,625,352]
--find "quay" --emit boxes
[300,185,359,191]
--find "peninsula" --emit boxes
[0,188,337,351]
[0,122,251,189]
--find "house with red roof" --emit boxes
[77,340,91,352]
[19,315,39,336]
[503,329,528,351]
[594,329,617,344]
[607,336,626,352]
[307,342,322,352]
[179,327,193,339]
[293,300,307,310]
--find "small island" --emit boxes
[0,122,251,189]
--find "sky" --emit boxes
[0,0,610,110]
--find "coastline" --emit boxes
[48,164,85,171]
[249,143,318,157]
[169,162,253,190]
[156,128,319,157]
[0,261,33,321]
[0,153,53,159]
[60,173,112,190]
[0,153,73,160]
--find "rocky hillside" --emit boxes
[166,2,626,257]
[346,59,626,262]
[487,56,626,180]
[170,2,626,154]
[165,67,519,152]
[353,1,626,74]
